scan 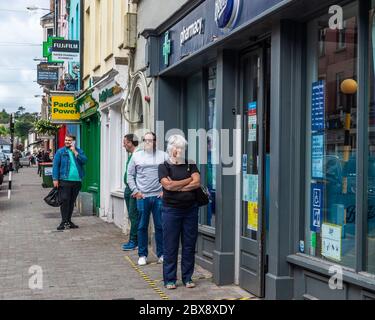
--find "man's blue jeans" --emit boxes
[137,196,163,258]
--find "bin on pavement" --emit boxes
[40,162,53,188]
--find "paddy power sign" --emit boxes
[51,95,80,122]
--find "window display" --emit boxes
[305,3,358,268]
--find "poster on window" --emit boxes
[248,102,257,142]
[311,183,324,233]
[243,174,258,202]
[321,223,342,262]
[311,80,325,132]
[312,133,324,179]
[247,202,258,231]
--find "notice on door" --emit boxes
[243,174,258,202]
[247,202,258,231]
[248,102,257,142]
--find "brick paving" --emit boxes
[0,167,254,300]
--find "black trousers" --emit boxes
[59,181,81,224]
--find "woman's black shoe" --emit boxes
[57,222,69,231]
[68,221,79,229]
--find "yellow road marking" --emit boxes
[125,256,169,300]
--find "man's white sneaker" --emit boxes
[138,256,147,266]
[158,256,164,264]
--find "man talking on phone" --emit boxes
[52,134,88,231]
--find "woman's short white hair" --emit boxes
[167,134,188,156]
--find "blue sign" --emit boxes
[215,0,242,31]
[159,0,284,71]
[311,183,324,233]
[312,80,325,132]
[242,154,247,173]
[312,133,324,179]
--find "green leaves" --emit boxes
[33,119,61,136]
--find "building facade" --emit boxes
[142,0,375,299]
[82,0,131,228]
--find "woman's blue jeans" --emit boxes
[137,196,163,258]
[162,205,199,285]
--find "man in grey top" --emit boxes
[127,132,169,266]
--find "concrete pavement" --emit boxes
[0,166,254,300]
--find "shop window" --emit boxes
[206,65,217,228]
[367,1,375,274]
[185,68,218,228]
[305,3,358,269]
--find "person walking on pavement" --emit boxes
[43,149,53,163]
[12,149,21,173]
[52,135,87,231]
[127,132,169,266]
[158,135,201,289]
[121,133,140,251]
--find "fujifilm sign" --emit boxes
[180,18,204,46]
[215,0,241,31]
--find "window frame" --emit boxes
[303,0,371,274]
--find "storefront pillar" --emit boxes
[213,50,237,286]
[265,20,305,300]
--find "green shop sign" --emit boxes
[99,85,122,103]
[43,36,64,63]
[77,93,99,119]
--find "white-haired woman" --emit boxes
[158,135,201,289]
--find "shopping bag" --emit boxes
[44,187,62,207]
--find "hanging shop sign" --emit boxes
[51,40,80,63]
[37,63,59,86]
[321,223,342,262]
[99,85,123,103]
[43,36,64,63]
[311,183,324,233]
[51,95,80,123]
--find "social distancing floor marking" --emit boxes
[125,256,169,300]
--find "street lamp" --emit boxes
[26,5,51,11]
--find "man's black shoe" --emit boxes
[57,222,70,231]
[68,221,79,229]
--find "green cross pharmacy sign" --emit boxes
[162,32,171,67]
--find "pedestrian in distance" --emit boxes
[52,135,87,231]
[43,149,53,163]
[12,149,21,173]
[127,132,169,266]
[158,135,201,290]
[121,133,141,251]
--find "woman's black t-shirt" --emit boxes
[158,161,200,209]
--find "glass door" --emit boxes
[239,46,268,297]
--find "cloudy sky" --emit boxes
[0,0,50,114]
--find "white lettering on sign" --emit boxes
[180,18,204,46]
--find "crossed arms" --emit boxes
[161,173,201,192]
